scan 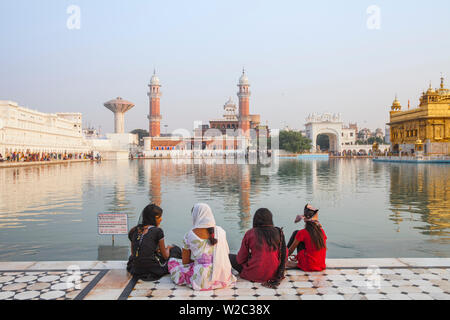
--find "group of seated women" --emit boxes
[127,202,327,291]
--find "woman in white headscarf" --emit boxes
[168,203,236,291]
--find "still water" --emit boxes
[0,159,448,261]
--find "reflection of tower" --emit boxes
[107,162,134,214]
[148,71,162,137]
[149,160,162,206]
[238,165,251,230]
[311,160,318,195]
[237,69,251,135]
[103,97,135,134]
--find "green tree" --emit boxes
[279,130,312,153]
[130,129,149,146]
[367,137,384,145]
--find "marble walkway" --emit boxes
[0,258,449,300]
[0,159,92,169]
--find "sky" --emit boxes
[1,0,450,134]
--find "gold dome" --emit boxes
[391,96,401,110]
[426,81,438,94]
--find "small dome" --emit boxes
[239,70,249,85]
[150,71,160,86]
[150,75,160,86]
[391,95,401,111]
[392,97,401,106]
[224,97,235,108]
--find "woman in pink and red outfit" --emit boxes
[168,203,236,291]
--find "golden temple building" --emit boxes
[388,76,450,155]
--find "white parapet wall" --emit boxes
[100,150,130,160]
[0,100,91,155]
[106,133,138,150]
[85,133,138,160]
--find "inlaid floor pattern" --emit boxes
[127,267,450,300]
[0,270,100,300]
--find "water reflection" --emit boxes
[0,164,85,229]
[389,164,449,240]
[147,160,162,206]
[98,245,129,261]
[0,159,448,261]
[238,165,251,230]
[145,160,256,231]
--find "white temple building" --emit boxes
[0,100,91,156]
[305,113,345,153]
[0,100,137,160]
[304,113,390,154]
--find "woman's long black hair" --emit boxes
[304,205,326,250]
[206,227,218,246]
[128,203,163,238]
[253,208,287,289]
[253,208,280,250]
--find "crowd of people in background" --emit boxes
[0,151,95,163]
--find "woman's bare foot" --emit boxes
[285,260,298,269]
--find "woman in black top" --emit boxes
[127,204,181,281]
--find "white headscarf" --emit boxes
[192,203,216,229]
[191,203,235,285]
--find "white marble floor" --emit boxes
[0,258,449,300]
[0,270,101,300]
[128,266,450,301]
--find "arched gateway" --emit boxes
[305,113,343,153]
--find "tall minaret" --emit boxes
[148,70,162,137]
[237,69,251,135]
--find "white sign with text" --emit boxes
[98,213,128,235]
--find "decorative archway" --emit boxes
[315,131,339,152]
[316,134,330,151]
[305,113,343,153]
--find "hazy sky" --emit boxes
[1,0,450,134]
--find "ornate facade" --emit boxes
[388,76,450,155]
[0,100,90,156]
[305,113,344,153]
[144,70,268,154]
[208,97,263,135]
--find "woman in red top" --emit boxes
[286,204,327,271]
[229,208,287,288]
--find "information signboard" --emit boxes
[98,213,128,235]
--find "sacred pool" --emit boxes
[0,159,448,261]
